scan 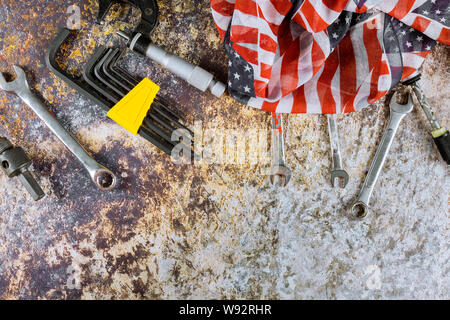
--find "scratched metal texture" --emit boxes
[0,0,449,299]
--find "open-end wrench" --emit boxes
[269,113,291,187]
[0,66,117,191]
[327,114,349,188]
[352,92,414,218]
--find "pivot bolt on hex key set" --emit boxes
[0,0,448,220]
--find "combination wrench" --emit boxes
[0,66,117,191]
[269,113,291,187]
[352,92,413,218]
[327,114,349,188]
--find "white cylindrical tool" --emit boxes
[118,31,226,98]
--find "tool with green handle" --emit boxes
[403,74,450,165]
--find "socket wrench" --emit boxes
[352,92,413,218]
[0,66,117,191]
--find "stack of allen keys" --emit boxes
[47,28,194,157]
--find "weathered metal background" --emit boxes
[0,0,448,299]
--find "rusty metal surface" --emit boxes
[0,1,449,299]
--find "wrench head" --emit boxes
[270,165,292,187]
[0,65,29,93]
[331,169,349,188]
[352,201,369,219]
[93,168,117,191]
[390,92,414,114]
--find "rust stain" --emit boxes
[0,0,238,300]
[0,0,448,300]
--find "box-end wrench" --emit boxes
[269,113,291,187]
[0,66,117,191]
[351,92,414,218]
[327,114,349,188]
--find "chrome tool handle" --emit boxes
[17,88,117,191]
[352,93,414,218]
[271,114,286,167]
[356,112,404,205]
[327,114,343,170]
[269,113,291,187]
[327,114,349,188]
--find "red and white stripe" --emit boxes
[249,12,392,114]
[211,0,449,114]
[211,0,236,39]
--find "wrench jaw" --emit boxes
[327,114,349,189]
[0,66,29,94]
[269,113,291,188]
[351,92,414,218]
[269,165,292,187]
[390,92,414,114]
[331,170,349,188]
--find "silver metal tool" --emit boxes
[0,66,117,191]
[327,114,349,188]
[269,113,291,187]
[352,92,414,218]
[0,137,45,201]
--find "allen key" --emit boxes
[82,47,176,155]
[82,47,121,104]
[104,48,184,126]
[99,47,194,139]
[47,28,190,156]
[93,49,128,97]
[104,48,188,129]
[103,48,134,92]
[92,46,187,124]
[90,48,192,137]
[105,50,185,125]
[84,45,194,154]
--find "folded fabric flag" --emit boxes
[211,0,449,114]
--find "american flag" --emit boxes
[211,0,449,114]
